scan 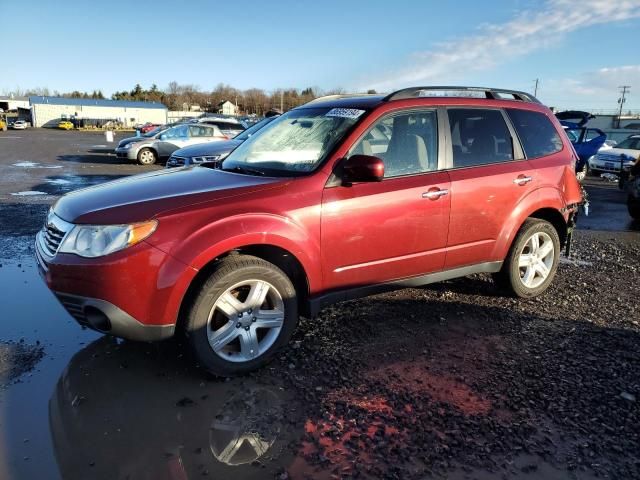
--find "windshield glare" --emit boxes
[235,117,274,141]
[143,127,162,137]
[222,107,364,175]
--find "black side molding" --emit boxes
[304,261,503,317]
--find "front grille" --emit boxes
[42,224,65,256]
[38,212,72,257]
[56,293,88,325]
[169,156,186,166]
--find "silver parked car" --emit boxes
[115,123,227,165]
[195,116,245,138]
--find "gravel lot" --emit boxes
[0,130,638,479]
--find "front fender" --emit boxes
[492,186,567,259]
[158,213,322,293]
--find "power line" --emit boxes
[617,85,631,128]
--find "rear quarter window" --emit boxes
[506,109,563,159]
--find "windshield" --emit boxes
[235,117,275,141]
[616,137,640,150]
[222,107,364,175]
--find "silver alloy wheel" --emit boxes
[207,279,285,363]
[518,231,555,289]
[139,150,155,164]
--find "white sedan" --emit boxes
[11,120,28,130]
[589,135,639,174]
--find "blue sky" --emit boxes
[2,0,640,111]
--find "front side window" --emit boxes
[506,109,563,159]
[222,107,363,175]
[448,109,514,167]
[349,110,438,178]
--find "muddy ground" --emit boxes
[0,130,638,480]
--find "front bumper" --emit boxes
[54,291,174,341]
[35,231,193,342]
[114,147,137,160]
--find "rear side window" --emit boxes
[506,109,563,159]
[447,109,514,168]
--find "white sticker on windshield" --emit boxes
[325,108,365,119]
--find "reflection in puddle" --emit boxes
[49,338,291,480]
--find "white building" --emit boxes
[217,100,237,116]
[29,96,167,128]
[0,96,30,112]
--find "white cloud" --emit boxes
[541,65,640,110]
[360,0,640,92]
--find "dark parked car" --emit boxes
[36,86,583,376]
[166,116,279,168]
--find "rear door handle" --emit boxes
[422,189,449,200]
[513,175,533,185]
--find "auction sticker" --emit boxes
[325,108,365,119]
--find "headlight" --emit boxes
[58,220,158,258]
[123,143,133,149]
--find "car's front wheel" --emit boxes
[184,255,298,376]
[494,219,560,298]
[137,148,157,165]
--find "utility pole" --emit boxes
[617,86,630,128]
[533,78,539,97]
[280,90,284,113]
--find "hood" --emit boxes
[53,167,284,224]
[117,136,150,147]
[171,140,242,158]
[600,147,640,159]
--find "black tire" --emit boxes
[493,219,561,298]
[137,147,157,165]
[184,255,298,376]
[628,195,640,220]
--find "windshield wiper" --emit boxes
[222,165,266,176]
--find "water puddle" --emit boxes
[0,262,302,480]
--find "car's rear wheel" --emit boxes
[137,148,157,165]
[628,195,640,220]
[184,255,298,376]
[494,219,560,298]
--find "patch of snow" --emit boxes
[46,179,72,185]
[10,191,48,196]
[13,161,39,167]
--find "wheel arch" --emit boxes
[176,244,312,334]
[493,187,569,259]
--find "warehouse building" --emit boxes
[29,96,167,128]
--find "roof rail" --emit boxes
[303,93,379,106]
[383,86,541,104]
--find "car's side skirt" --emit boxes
[305,261,503,317]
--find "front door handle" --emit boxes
[513,175,533,186]
[422,189,449,200]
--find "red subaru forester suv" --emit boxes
[36,87,583,376]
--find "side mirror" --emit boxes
[342,154,384,183]
[159,134,166,140]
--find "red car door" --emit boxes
[321,110,451,290]
[444,108,537,269]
